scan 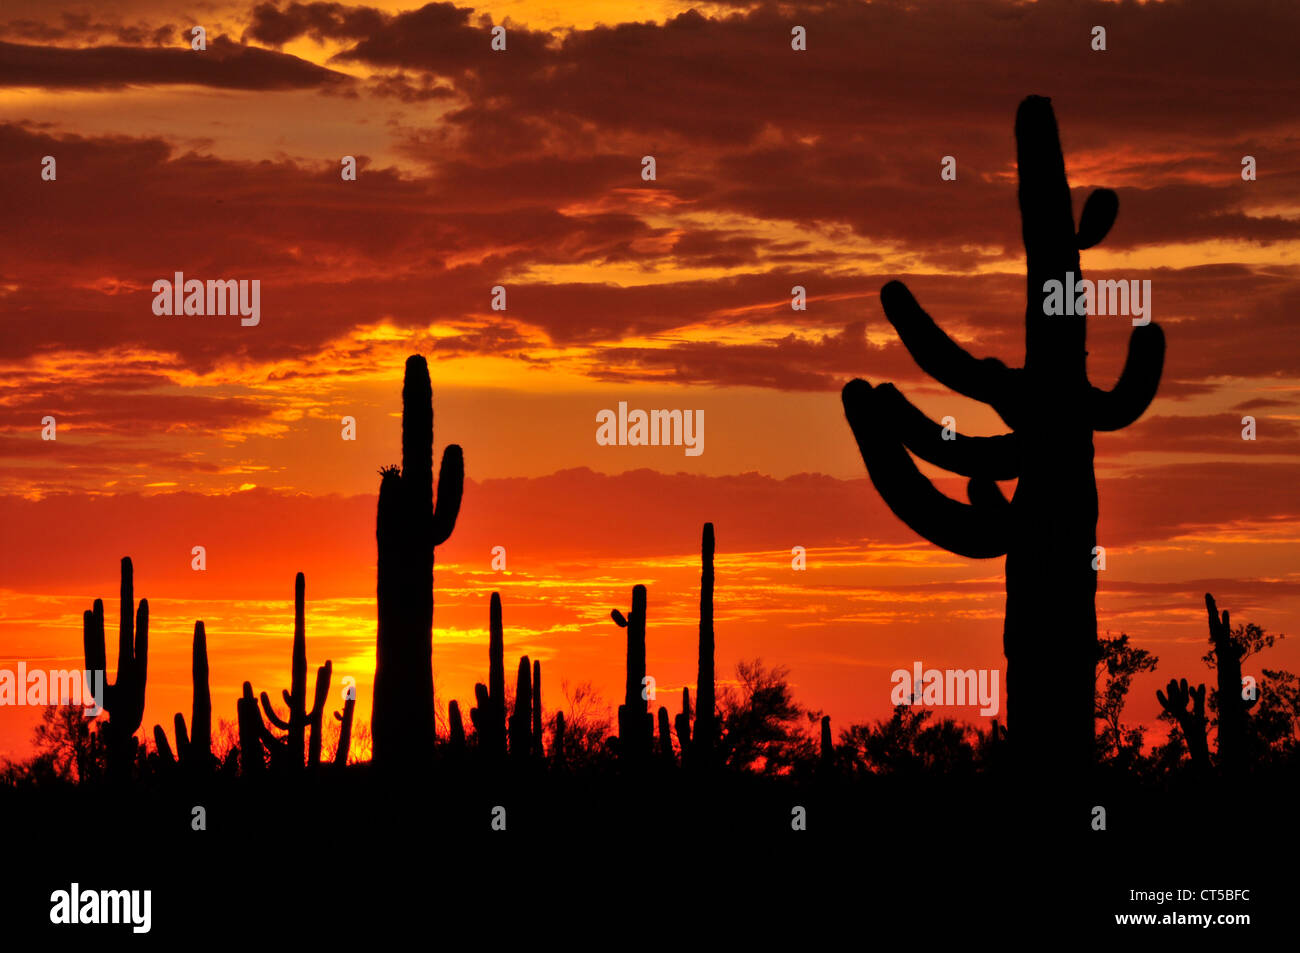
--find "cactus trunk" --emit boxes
[373,355,464,768]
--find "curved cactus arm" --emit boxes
[611,609,628,628]
[153,725,175,764]
[430,445,464,546]
[308,661,332,721]
[1090,324,1165,431]
[843,379,1011,559]
[879,281,1017,410]
[1076,188,1119,250]
[259,693,292,730]
[874,382,1021,480]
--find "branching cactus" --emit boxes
[1156,677,1210,771]
[1205,593,1257,773]
[153,620,212,775]
[841,97,1165,779]
[257,573,333,770]
[612,585,653,763]
[373,354,464,767]
[83,556,148,780]
[468,592,507,758]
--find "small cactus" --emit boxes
[153,620,212,775]
[252,573,333,770]
[83,556,148,780]
[333,688,356,767]
[469,593,507,759]
[1155,677,1209,771]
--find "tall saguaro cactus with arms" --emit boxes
[841,97,1165,781]
[373,355,464,767]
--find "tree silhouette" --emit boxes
[1094,633,1158,769]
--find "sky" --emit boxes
[1,0,1298,761]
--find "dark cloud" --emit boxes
[0,35,351,90]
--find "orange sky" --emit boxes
[2,0,1299,760]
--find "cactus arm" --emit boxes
[611,610,628,627]
[174,713,190,760]
[308,661,332,722]
[843,379,1011,559]
[260,693,292,730]
[153,725,175,764]
[1076,188,1118,250]
[1090,324,1165,431]
[118,557,134,690]
[878,280,1017,410]
[130,599,148,726]
[873,383,1020,480]
[430,445,464,546]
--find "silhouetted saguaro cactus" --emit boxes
[509,656,532,761]
[1206,593,1256,773]
[83,556,148,780]
[257,573,332,770]
[333,690,356,767]
[820,715,833,770]
[153,620,212,775]
[1156,677,1209,772]
[612,585,653,763]
[532,659,543,756]
[373,354,464,767]
[237,681,268,775]
[469,592,507,758]
[447,700,466,751]
[695,524,717,765]
[674,687,692,762]
[553,711,566,765]
[841,97,1165,781]
[658,707,674,760]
